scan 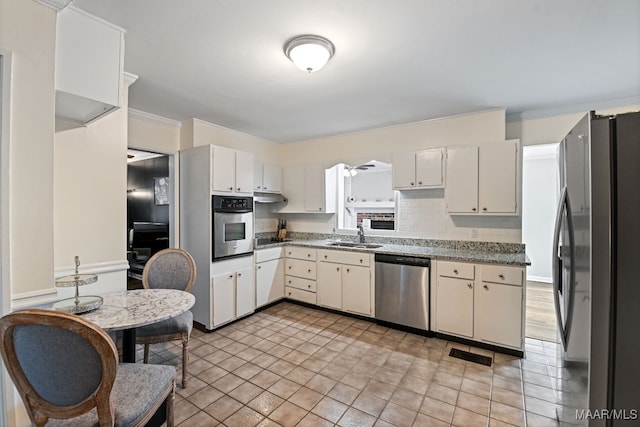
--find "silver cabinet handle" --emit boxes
[257,266,261,269]
[410,182,415,186]
[237,187,241,191]
[483,284,489,290]
[472,207,477,212]
[418,181,422,185]
[453,269,459,274]
[229,187,233,191]
[264,186,268,190]
[498,274,505,279]
[238,273,242,277]
[467,283,472,289]
[256,186,261,189]
[229,275,233,279]
[482,207,487,212]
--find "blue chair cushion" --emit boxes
[135,310,193,338]
[47,363,175,426]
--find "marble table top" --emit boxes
[79,289,195,331]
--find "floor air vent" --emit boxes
[449,348,493,366]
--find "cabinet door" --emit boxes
[211,146,236,193]
[317,262,342,310]
[445,146,479,214]
[342,265,371,316]
[236,268,254,318]
[263,163,283,193]
[475,282,522,348]
[254,160,264,191]
[304,164,326,211]
[235,150,254,194]
[392,151,417,189]
[256,259,284,307]
[478,141,517,214]
[212,273,235,326]
[281,164,305,212]
[416,148,444,188]
[436,277,474,337]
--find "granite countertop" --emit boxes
[255,235,530,266]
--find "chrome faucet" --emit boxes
[357,223,365,243]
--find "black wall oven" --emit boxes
[212,195,253,261]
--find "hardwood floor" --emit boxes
[525,281,558,343]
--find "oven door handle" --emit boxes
[214,209,253,214]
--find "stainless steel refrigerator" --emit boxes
[553,111,640,426]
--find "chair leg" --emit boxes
[181,333,189,388]
[143,344,150,364]
[166,381,175,427]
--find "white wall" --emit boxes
[0,0,56,297]
[522,144,559,282]
[128,110,180,154]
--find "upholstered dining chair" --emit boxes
[136,248,196,388]
[0,309,175,427]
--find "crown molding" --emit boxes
[123,72,139,87]
[128,109,182,128]
[506,96,640,123]
[33,0,74,11]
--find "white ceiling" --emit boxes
[74,0,640,143]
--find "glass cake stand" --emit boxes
[53,256,102,314]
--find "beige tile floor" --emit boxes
[146,302,566,426]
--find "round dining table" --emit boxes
[79,289,195,363]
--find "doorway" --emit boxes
[126,149,174,289]
[522,143,560,342]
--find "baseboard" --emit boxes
[527,275,552,283]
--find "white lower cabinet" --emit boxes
[317,250,373,317]
[211,259,255,328]
[436,276,474,338]
[436,260,525,350]
[317,262,342,309]
[284,247,317,303]
[342,265,371,316]
[475,281,522,348]
[255,248,284,308]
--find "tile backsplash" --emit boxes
[255,190,522,244]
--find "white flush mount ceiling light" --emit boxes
[284,35,335,73]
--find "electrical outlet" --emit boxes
[471,228,478,238]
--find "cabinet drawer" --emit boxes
[255,247,284,263]
[285,286,317,304]
[438,261,475,280]
[286,275,316,292]
[285,258,316,280]
[480,264,523,286]
[318,249,370,267]
[284,246,317,261]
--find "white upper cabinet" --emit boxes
[478,141,518,214]
[445,140,519,215]
[445,146,479,213]
[55,7,125,125]
[393,148,445,189]
[211,146,254,195]
[279,163,336,213]
[254,161,283,193]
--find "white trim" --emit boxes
[67,5,126,33]
[123,72,139,87]
[54,259,129,277]
[506,96,640,123]
[128,108,181,128]
[10,288,58,311]
[0,48,13,427]
[527,275,552,284]
[33,0,74,12]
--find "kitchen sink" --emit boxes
[327,242,383,249]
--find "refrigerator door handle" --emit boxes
[552,186,577,350]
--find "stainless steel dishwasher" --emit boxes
[375,254,430,331]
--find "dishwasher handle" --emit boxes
[375,254,430,268]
